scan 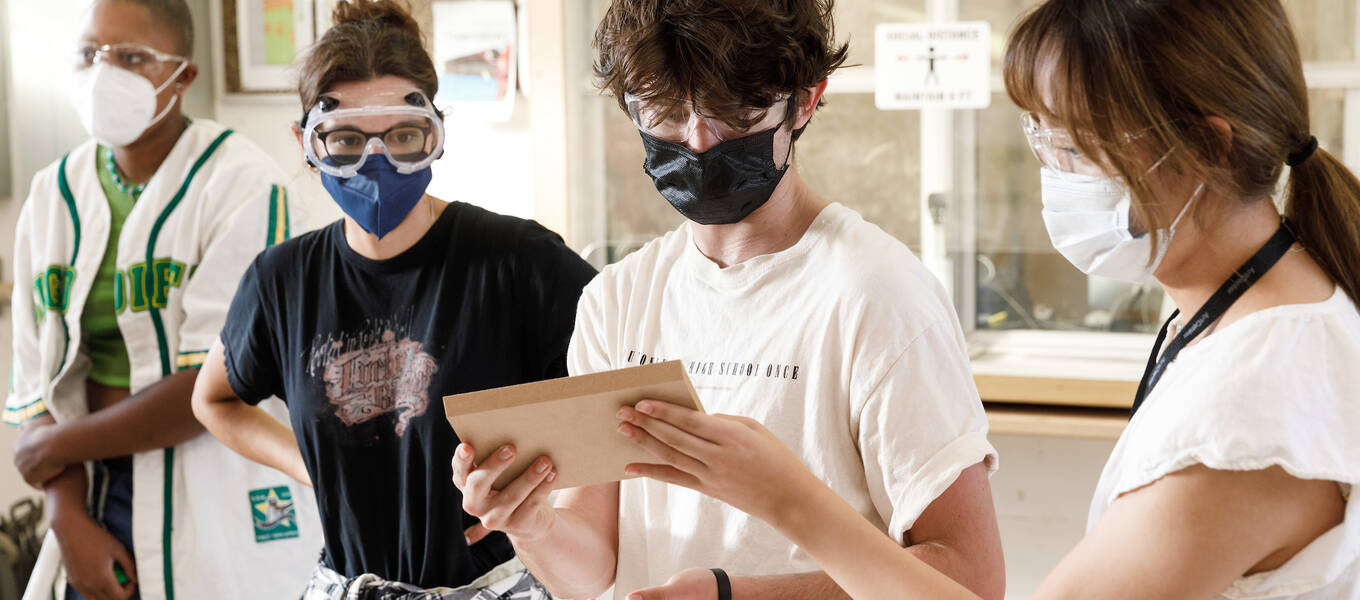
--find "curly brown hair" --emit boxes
[593,0,849,129]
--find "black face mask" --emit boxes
[640,122,807,225]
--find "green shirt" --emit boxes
[81,145,135,388]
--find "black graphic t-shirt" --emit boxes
[221,202,597,588]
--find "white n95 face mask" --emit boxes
[72,62,186,147]
[1040,167,1199,283]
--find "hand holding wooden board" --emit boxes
[444,361,705,490]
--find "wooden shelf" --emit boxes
[974,373,1134,439]
[985,403,1129,440]
[975,374,1136,410]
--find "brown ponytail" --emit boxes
[1286,147,1360,303]
[1005,0,1360,306]
[296,0,436,115]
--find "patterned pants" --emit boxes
[300,557,552,600]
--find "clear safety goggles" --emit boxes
[74,42,187,80]
[302,90,445,178]
[625,94,793,144]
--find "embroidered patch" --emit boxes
[249,486,300,543]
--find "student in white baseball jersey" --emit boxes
[594,1,1360,599]
[451,2,1005,600]
[7,1,321,599]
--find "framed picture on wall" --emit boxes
[224,0,338,93]
[431,0,517,122]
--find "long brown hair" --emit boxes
[296,0,436,117]
[1004,0,1360,303]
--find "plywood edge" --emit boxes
[444,360,690,416]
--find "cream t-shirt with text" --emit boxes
[568,203,997,596]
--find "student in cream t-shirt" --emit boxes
[569,201,998,595]
[449,2,1006,599]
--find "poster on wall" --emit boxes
[874,22,991,110]
[431,0,517,122]
[224,0,338,94]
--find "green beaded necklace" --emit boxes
[102,118,192,198]
[104,148,146,198]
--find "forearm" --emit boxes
[729,571,848,600]
[194,397,309,486]
[45,464,90,531]
[774,483,979,600]
[509,508,617,598]
[906,539,996,599]
[49,370,204,463]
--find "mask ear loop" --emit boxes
[776,96,810,170]
[1168,182,1204,233]
[144,60,191,131]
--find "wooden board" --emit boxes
[445,361,704,490]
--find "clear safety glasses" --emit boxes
[1020,111,1114,181]
[302,91,445,178]
[625,94,792,144]
[1021,111,1182,183]
[74,42,187,79]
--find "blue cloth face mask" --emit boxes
[320,155,432,239]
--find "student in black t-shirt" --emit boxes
[190,1,595,597]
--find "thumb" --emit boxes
[110,541,137,585]
[464,522,492,545]
[627,587,661,600]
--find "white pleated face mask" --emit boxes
[72,62,185,147]
[1040,167,1200,283]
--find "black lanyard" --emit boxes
[1130,219,1298,416]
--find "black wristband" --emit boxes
[710,568,732,600]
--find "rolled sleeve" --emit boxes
[856,319,997,542]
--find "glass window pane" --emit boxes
[836,1,926,68]
[971,93,1167,333]
[960,0,1039,72]
[799,94,922,251]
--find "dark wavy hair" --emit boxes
[593,0,849,129]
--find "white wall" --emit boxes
[989,434,1117,599]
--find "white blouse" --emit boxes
[1089,287,1360,599]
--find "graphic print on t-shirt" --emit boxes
[624,350,802,381]
[307,313,438,436]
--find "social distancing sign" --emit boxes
[875,22,992,110]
